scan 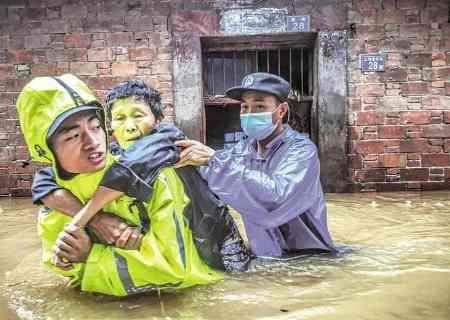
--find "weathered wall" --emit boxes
[347,0,450,191]
[0,0,449,196]
[0,0,175,196]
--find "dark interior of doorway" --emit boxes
[201,33,316,149]
[205,100,311,150]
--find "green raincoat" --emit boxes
[17,74,222,296]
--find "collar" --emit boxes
[248,125,297,158]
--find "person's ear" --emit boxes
[279,102,288,118]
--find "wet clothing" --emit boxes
[17,74,224,296]
[33,124,250,272]
[199,125,336,257]
[38,156,222,296]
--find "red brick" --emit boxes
[432,67,449,81]
[349,127,362,140]
[383,68,407,82]
[379,9,404,24]
[421,182,450,191]
[355,112,384,125]
[429,139,444,146]
[355,84,385,97]
[0,92,14,104]
[88,48,112,62]
[365,169,386,182]
[400,168,429,181]
[355,141,385,155]
[61,3,87,19]
[349,154,363,169]
[87,76,123,90]
[421,154,450,167]
[112,62,137,76]
[430,168,444,175]
[432,53,447,67]
[348,98,361,111]
[400,139,434,153]
[407,160,421,167]
[64,33,91,48]
[444,140,450,153]
[7,49,32,63]
[397,0,426,9]
[356,25,385,41]
[400,111,431,125]
[0,64,13,79]
[405,53,431,67]
[129,47,154,61]
[399,24,429,39]
[374,183,407,192]
[109,32,133,46]
[401,82,429,95]
[378,126,405,139]
[380,154,407,168]
[423,125,450,138]
[69,62,97,76]
[31,63,58,76]
[124,15,155,32]
[68,48,88,62]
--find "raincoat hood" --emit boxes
[16,74,103,166]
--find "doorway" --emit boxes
[201,33,316,149]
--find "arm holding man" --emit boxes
[18,74,222,296]
[175,73,337,258]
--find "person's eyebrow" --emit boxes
[56,123,80,135]
[56,115,99,135]
[87,115,100,123]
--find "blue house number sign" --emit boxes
[286,16,310,32]
[360,54,385,72]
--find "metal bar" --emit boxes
[244,51,248,74]
[278,49,281,76]
[233,51,236,86]
[211,56,215,96]
[256,50,259,72]
[308,48,313,96]
[266,49,269,72]
[289,48,292,86]
[223,52,226,95]
[301,47,304,97]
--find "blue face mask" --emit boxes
[240,111,278,141]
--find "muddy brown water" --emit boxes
[1,192,449,320]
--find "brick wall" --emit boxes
[347,0,450,191]
[0,0,175,196]
[0,0,448,196]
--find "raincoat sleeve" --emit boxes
[31,167,63,205]
[200,141,323,229]
[100,123,184,201]
[37,174,219,296]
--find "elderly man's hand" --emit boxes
[88,212,143,250]
[174,139,215,168]
[87,212,128,245]
[54,224,92,267]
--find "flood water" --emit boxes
[1,192,449,320]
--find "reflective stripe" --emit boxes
[173,210,186,268]
[113,251,180,295]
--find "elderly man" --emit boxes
[176,72,337,258]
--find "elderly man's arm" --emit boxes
[38,172,220,296]
[33,167,140,248]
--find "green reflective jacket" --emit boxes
[17,74,222,296]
